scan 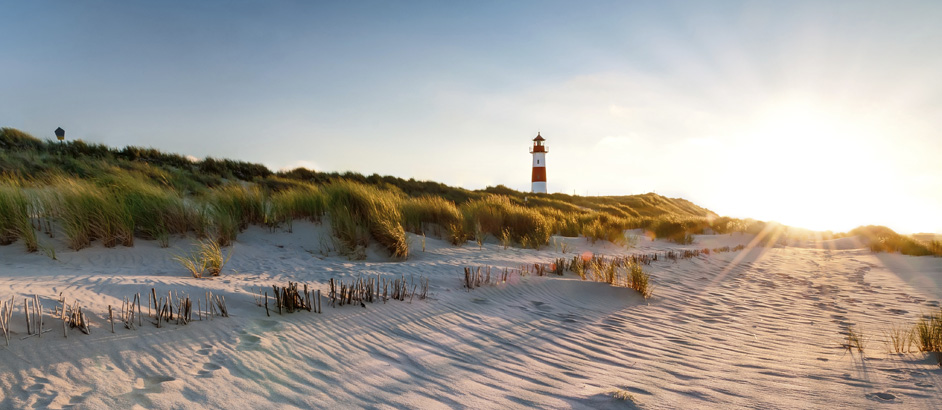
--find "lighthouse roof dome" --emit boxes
[532,132,545,142]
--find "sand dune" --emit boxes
[0,222,940,409]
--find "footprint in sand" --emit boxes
[124,376,177,408]
[238,333,263,350]
[134,376,176,392]
[196,343,213,356]
[197,363,223,378]
[865,391,899,403]
[64,390,92,407]
[24,376,51,391]
[254,319,280,330]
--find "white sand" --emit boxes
[1,222,941,409]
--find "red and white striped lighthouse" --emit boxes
[530,132,548,193]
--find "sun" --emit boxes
[724,101,909,232]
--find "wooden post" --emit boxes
[137,293,143,327]
[109,305,114,333]
[276,288,282,315]
[304,284,310,312]
[61,297,67,338]
[33,294,43,338]
[81,311,90,334]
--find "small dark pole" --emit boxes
[54,127,65,155]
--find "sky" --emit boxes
[2,1,941,234]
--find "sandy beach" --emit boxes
[1,222,940,409]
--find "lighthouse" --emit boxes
[530,132,548,193]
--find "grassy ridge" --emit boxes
[2,127,937,257]
[851,225,942,257]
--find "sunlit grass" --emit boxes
[852,225,942,257]
[0,180,38,252]
[7,126,895,257]
[325,180,409,259]
[459,195,551,249]
[400,195,460,235]
[52,177,133,249]
[172,239,232,278]
[884,324,914,354]
[844,325,865,353]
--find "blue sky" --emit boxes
[3,1,941,233]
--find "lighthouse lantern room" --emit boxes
[530,132,548,194]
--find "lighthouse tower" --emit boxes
[530,132,548,193]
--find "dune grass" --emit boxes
[652,219,696,244]
[400,195,460,235]
[884,324,915,354]
[458,195,551,249]
[51,178,134,249]
[626,261,652,299]
[852,225,942,257]
[914,309,942,364]
[844,325,865,353]
[325,180,409,259]
[557,254,652,299]
[608,388,639,404]
[880,311,942,366]
[581,215,630,244]
[0,181,38,252]
[110,173,190,247]
[15,127,923,256]
[0,127,729,252]
[172,239,232,278]
[270,186,326,226]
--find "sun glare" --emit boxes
[726,101,910,232]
